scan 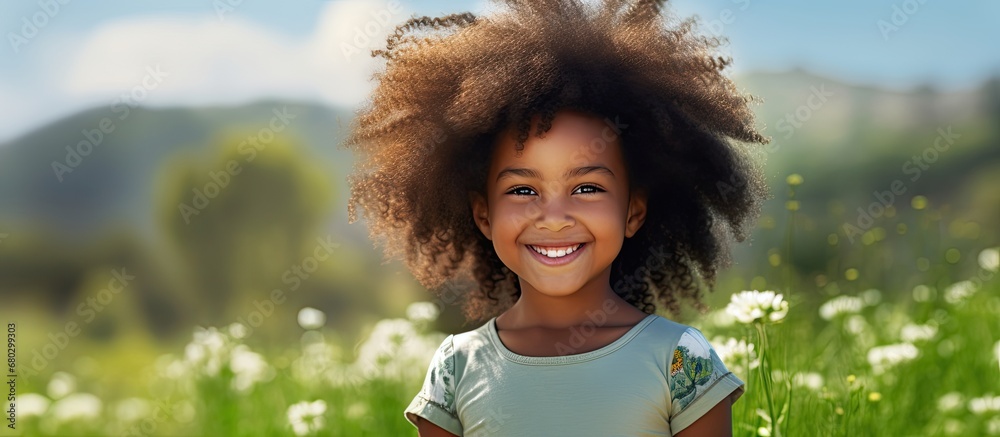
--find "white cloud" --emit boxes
[60,0,411,108]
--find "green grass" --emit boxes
[9,224,1000,436]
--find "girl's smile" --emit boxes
[525,242,587,266]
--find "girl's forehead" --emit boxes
[487,111,627,180]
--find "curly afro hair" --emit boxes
[342,0,771,323]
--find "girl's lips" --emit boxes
[525,243,586,266]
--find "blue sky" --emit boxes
[1,0,997,142]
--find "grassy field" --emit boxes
[9,204,1000,436]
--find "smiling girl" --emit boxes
[343,0,770,435]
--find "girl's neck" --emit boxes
[499,269,647,330]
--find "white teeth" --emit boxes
[529,244,582,258]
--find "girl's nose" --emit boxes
[532,195,575,232]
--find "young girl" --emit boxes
[343,0,770,435]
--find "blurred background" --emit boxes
[1,0,997,435]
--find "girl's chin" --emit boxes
[519,276,589,297]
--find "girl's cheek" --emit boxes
[492,201,533,229]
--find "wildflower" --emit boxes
[943,419,965,435]
[228,322,249,339]
[860,289,882,306]
[819,295,864,321]
[938,392,964,412]
[969,394,1000,415]
[979,247,999,272]
[867,343,919,374]
[351,318,445,382]
[989,417,1000,435]
[17,393,50,418]
[298,307,327,330]
[114,398,152,423]
[868,392,882,402]
[712,336,759,377]
[50,393,102,423]
[406,301,440,324]
[943,280,976,304]
[703,309,736,328]
[793,372,824,391]
[726,290,789,324]
[47,371,76,400]
[185,326,229,376]
[845,315,868,335]
[292,341,340,384]
[287,400,327,436]
[900,323,937,343]
[911,285,933,302]
[230,345,273,393]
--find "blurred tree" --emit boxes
[981,76,1000,125]
[157,128,333,323]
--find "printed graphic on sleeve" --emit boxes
[421,336,457,414]
[669,328,730,414]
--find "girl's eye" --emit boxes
[574,184,604,195]
[504,185,605,196]
[506,186,536,196]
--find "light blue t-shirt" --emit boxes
[404,313,745,436]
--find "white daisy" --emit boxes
[47,371,76,400]
[287,400,327,436]
[230,345,273,393]
[17,393,50,418]
[50,393,102,423]
[899,323,937,343]
[819,295,864,321]
[979,247,999,272]
[938,392,964,412]
[726,290,789,324]
[969,394,1000,415]
[298,307,327,330]
[867,343,919,374]
[944,280,977,304]
[406,301,440,324]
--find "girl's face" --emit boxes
[470,109,647,298]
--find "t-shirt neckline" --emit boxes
[487,313,658,365]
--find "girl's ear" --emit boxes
[625,188,648,239]
[468,191,493,241]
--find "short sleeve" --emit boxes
[667,327,745,435]
[404,334,463,435]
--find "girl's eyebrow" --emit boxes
[495,165,615,183]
